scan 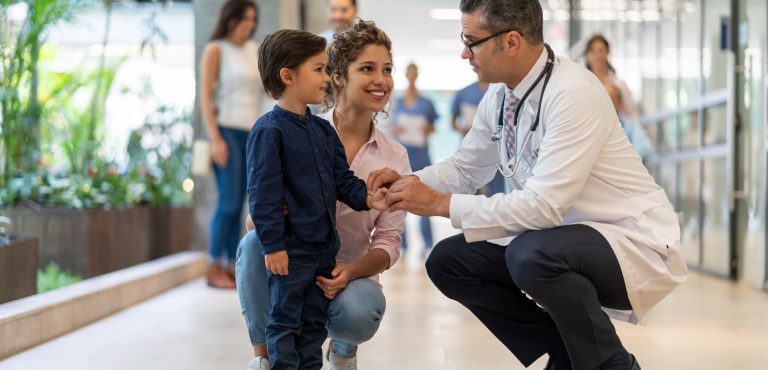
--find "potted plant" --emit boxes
[127,103,194,259]
[0,215,38,304]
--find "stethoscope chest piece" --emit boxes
[491,131,502,142]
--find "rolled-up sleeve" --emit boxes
[370,148,412,268]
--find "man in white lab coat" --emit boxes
[367,1,688,369]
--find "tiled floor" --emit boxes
[2,219,768,369]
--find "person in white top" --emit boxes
[199,0,268,289]
[368,1,687,369]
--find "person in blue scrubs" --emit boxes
[451,80,505,195]
[391,63,436,254]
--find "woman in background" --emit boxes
[200,0,268,288]
[585,34,652,159]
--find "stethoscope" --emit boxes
[492,43,555,179]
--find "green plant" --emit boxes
[0,162,144,209]
[43,59,125,176]
[0,0,88,187]
[127,104,193,207]
[37,261,82,293]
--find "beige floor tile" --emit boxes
[1,221,768,369]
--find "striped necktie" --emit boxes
[503,90,520,159]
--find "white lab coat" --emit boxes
[415,49,688,324]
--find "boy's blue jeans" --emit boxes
[236,231,386,361]
[266,246,335,370]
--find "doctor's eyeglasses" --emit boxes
[461,29,511,56]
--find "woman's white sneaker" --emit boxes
[246,356,270,370]
[326,347,357,370]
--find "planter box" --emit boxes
[5,207,151,278]
[150,206,194,259]
[0,233,38,304]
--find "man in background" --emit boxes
[451,80,505,195]
[318,0,357,44]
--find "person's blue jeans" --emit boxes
[209,126,249,266]
[236,231,387,360]
[402,144,434,251]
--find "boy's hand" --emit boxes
[367,188,389,211]
[265,251,289,275]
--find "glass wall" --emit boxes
[579,0,737,278]
[741,0,768,288]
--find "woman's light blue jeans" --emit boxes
[236,231,386,358]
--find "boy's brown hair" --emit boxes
[258,29,327,99]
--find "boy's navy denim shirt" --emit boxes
[246,104,370,255]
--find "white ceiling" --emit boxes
[357,0,478,91]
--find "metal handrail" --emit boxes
[638,88,729,126]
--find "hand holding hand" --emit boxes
[385,176,450,217]
[367,167,402,193]
[367,188,389,211]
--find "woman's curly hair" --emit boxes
[324,19,393,113]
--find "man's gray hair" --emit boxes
[460,0,544,45]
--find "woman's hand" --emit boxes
[211,137,229,167]
[316,263,354,299]
[265,251,289,275]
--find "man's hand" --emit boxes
[367,188,389,211]
[385,176,451,217]
[265,251,289,275]
[316,263,353,299]
[367,167,403,192]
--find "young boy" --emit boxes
[246,29,388,370]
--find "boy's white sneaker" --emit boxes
[246,356,270,370]
[326,348,357,370]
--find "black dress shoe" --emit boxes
[544,358,571,370]
[596,353,641,370]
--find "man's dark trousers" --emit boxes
[425,224,632,370]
